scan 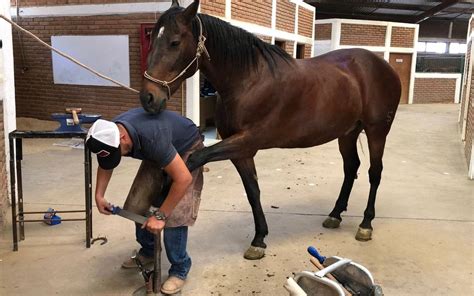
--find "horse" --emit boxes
[140,0,401,260]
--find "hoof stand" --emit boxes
[355,227,373,241]
[322,216,341,229]
[244,246,265,260]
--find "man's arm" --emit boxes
[95,167,114,215]
[143,153,192,234]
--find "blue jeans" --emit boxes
[135,224,192,280]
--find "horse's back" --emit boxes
[308,48,401,125]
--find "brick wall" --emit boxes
[304,45,311,58]
[465,52,473,168]
[297,7,313,38]
[374,52,385,58]
[413,77,457,103]
[256,35,272,44]
[0,103,7,227]
[315,23,331,40]
[276,0,295,33]
[10,0,163,5]
[12,13,185,121]
[460,41,471,131]
[231,0,272,28]
[285,42,294,57]
[340,23,386,46]
[201,0,225,17]
[391,27,415,48]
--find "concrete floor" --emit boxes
[1,104,473,295]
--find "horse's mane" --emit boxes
[155,7,293,74]
[196,14,293,73]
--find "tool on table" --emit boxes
[109,205,162,295]
[51,108,101,133]
[66,107,82,125]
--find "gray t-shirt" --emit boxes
[114,108,200,168]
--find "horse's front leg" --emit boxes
[231,157,268,260]
[186,133,269,259]
[186,133,256,171]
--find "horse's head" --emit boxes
[140,0,205,113]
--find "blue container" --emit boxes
[43,208,62,226]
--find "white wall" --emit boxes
[0,0,16,202]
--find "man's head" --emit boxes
[86,119,122,170]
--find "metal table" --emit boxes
[9,130,93,251]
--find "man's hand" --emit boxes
[142,216,165,235]
[95,197,113,215]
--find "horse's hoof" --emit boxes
[243,246,265,260]
[322,216,341,229]
[355,227,372,241]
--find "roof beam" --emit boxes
[306,0,471,14]
[414,0,460,23]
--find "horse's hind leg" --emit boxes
[231,157,268,260]
[323,127,362,229]
[355,124,389,241]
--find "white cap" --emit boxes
[86,119,120,148]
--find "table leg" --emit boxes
[84,143,92,248]
[9,138,18,251]
[16,139,25,241]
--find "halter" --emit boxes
[143,15,210,99]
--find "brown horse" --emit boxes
[140,0,401,260]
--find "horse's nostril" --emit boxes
[147,93,154,106]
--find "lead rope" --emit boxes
[143,15,210,99]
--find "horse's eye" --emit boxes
[170,40,181,47]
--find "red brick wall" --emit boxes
[391,27,415,48]
[12,13,185,121]
[304,45,311,58]
[315,23,331,40]
[0,103,7,227]
[285,42,294,57]
[297,7,313,38]
[460,41,471,131]
[276,0,295,33]
[374,52,385,58]
[201,0,225,17]
[11,0,162,5]
[256,35,272,44]
[465,63,473,167]
[340,23,386,46]
[413,78,457,103]
[464,79,474,168]
[231,0,272,28]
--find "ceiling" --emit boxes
[305,0,474,23]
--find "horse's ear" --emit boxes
[171,0,180,8]
[180,0,199,24]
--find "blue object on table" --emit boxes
[43,208,62,226]
[307,246,326,264]
[51,113,101,133]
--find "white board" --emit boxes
[51,35,130,87]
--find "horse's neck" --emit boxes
[199,49,269,99]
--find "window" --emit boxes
[449,43,467,54]
[416,42,426,52]
[425,42,447,54]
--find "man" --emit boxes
[85,107,203,294]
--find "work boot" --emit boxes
[121,252,153,269]
[161,276,185,294]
